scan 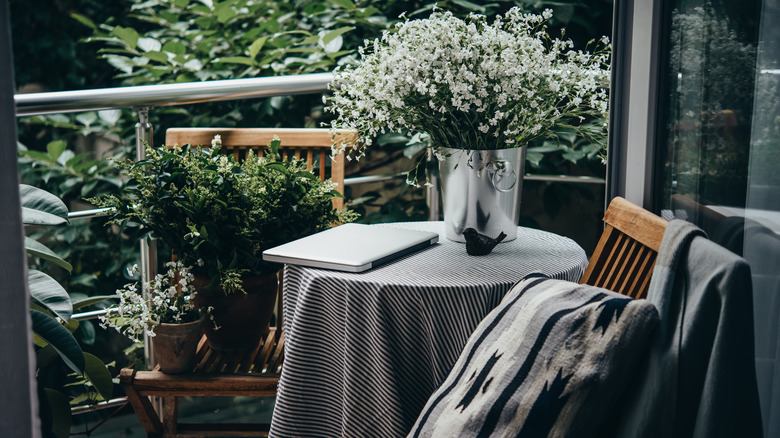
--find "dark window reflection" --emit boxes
[658,1,780,435]
[662,0,759,215]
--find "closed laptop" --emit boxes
[262,223,439,272]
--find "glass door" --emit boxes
[656,0,780,434]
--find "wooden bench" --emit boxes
[120,328,283,437]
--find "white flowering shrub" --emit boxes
[325,7,611,184]
[100,261,204,343]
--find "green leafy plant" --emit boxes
[81,0,379,84]
[89,136,357,294]
[21,184,114,438]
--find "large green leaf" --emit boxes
[215,56,255,66]
[111,26,139,48]
[29,270,72,321]
[43,389,71,438]
[72,294,118,311]
[46,140,67,162]
[327,0,355,8]
[30,310,84,374]
[83,353,114,401]
[36,344,59,369]
[20,184,68,226]
[25,237,73,272]
[249,36,268,59]
[320,26,354,46]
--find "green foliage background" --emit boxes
[11,0,612,433]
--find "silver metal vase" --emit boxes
[438,146,526,242]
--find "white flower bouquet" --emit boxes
[325,7,611,183]
[100,261,205,343]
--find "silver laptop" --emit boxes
[262,223,439,272]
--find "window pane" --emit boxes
[659,1,780,435]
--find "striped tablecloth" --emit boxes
[269,222,588,438]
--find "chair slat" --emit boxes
[604,236,633,292]
[634,252,657,299]
[266,331,285,373]
[319,149,327,181]
[595,232,625,289]
[612,239,640,293]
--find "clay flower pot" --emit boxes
[192,272,278,352]
[151,318,205,374]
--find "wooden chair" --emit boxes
[120,127,353,437]
[164,127,353,210]
[579,196,668,299]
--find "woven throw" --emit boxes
[407,275,659,438]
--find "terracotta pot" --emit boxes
[151,318,205,374]
[192,272,278,352]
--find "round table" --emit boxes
[269,222,588,438]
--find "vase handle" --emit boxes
[487,160,517,192]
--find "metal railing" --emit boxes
[15,73,333,116]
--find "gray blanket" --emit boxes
[612,219,763,437]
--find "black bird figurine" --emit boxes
[463,228,507,256]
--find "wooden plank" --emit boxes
[130,372,279,395]
[0,1,39,433]
[579,225,614,285]
[267,332,285,373]
[602,196,667,251]
[635,253,657,299]
[595,233,624,289]
[319,149,327,181]
[623,247,648,297]
[612,239,638,293]
[165,127,356,149]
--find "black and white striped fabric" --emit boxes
[269,222,588,438]
[407,275,659,438]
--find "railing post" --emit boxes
[134,106,164,416]
[134,107,158,370]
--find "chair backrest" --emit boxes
[579,196,668,299]
[164,127,354,210]
[670,193,726,237]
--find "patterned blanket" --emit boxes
[407,274,659,438]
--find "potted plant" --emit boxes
[100,261,205,373]
[91,136,356,351]
[325,7,611,242]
